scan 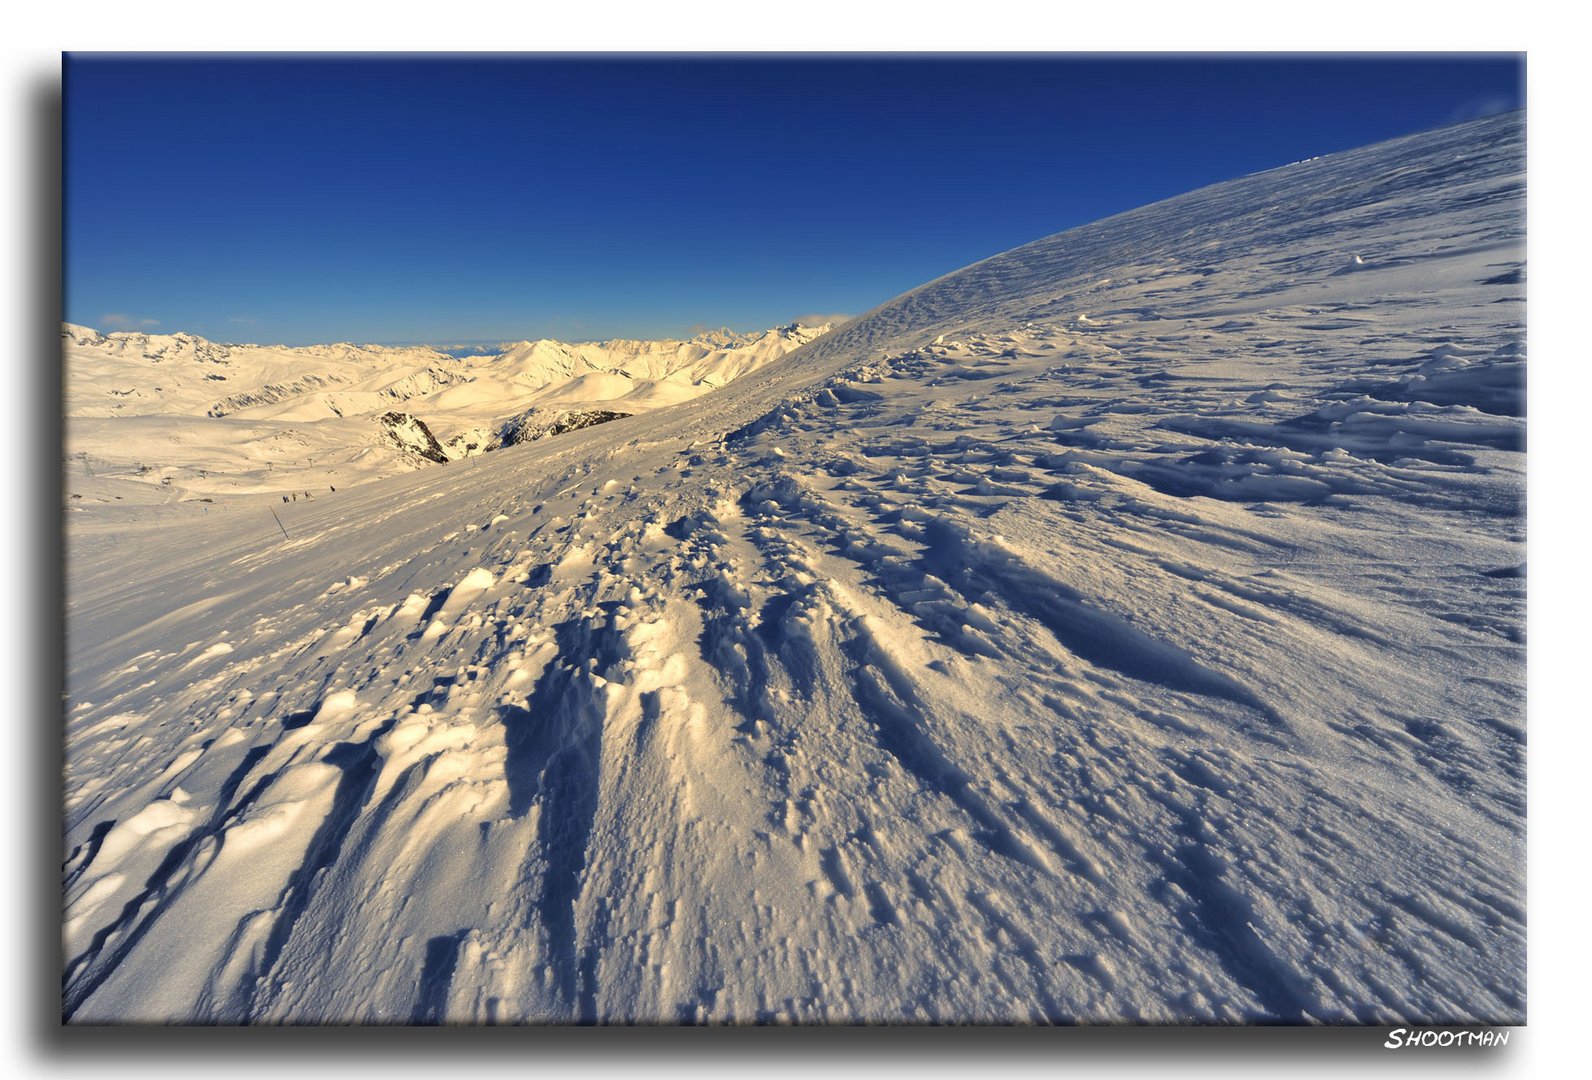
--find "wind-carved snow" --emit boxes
[63,112,1524,1024]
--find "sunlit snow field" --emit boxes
[63,112,1525,1025]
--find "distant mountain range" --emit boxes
[64,321,834,504]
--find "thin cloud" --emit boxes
[101,313,161,330]
[793,313,851,327]
[1445,95,1518,125]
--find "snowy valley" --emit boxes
[63,112,1525,1025]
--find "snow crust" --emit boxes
[63,112,1524,1024]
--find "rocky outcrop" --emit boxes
[497,408,631,448]
[376,411,450,465]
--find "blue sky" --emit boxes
[64,55,1523,346]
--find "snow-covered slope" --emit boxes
[64,322,832,506]
[62,112,1525,1025]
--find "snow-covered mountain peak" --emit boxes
[686,326,746,348]
[63,322,107,347]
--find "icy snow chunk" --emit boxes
[94,797,197,870]
[458,566,494,590]
[314,689,359,721]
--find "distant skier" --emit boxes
[282,495,289,503]
[330,486,336,493]
[292,493,297,501]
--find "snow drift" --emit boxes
[63,112,1525,1024]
